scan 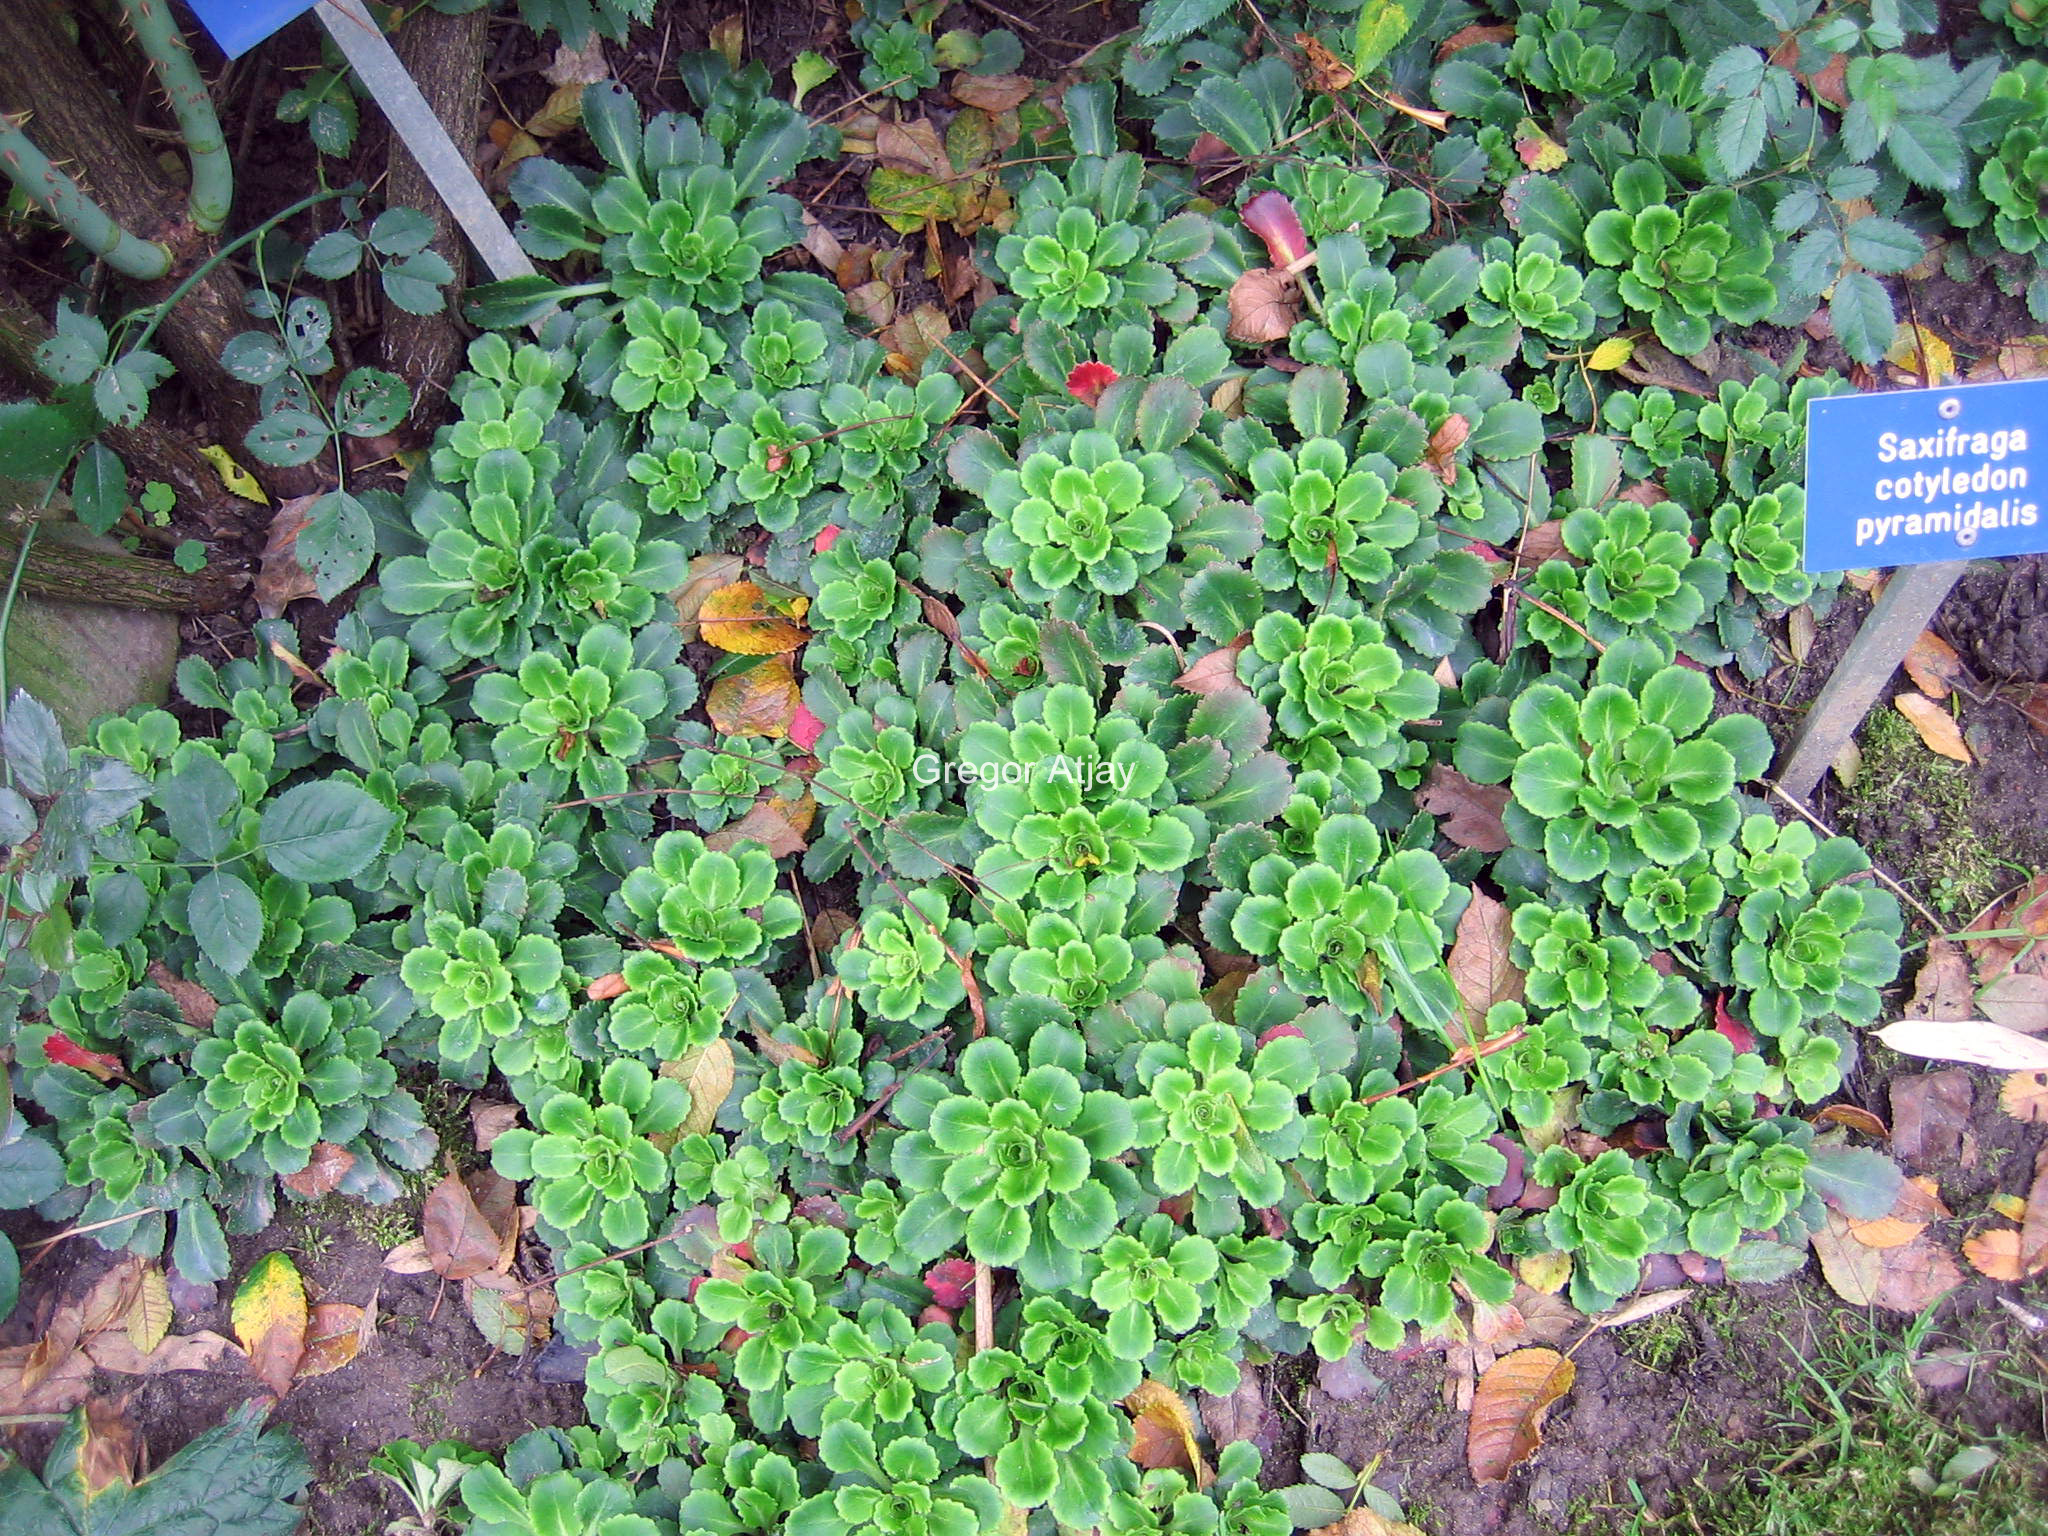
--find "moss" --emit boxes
[1835,705,2029,927]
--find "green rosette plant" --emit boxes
[1601,857,1725,946]
[1226,815,1459,1025]
[1294,1186,1511,1347]
[949,1346,1122,1524]
[1725,852,1903,1033]
[1707,485,1812,608]
[1245,436,1424,599]
[673,730,796,832]
[835,888,970,1029]
[794,1423,1000,1536]
[678,1416,810,1536]
[1532,1146,1679,1311]
[1015,1295,1140,1404]
[188,993,402,1174]
[400,910,567,1066]
[1468,234,1596,345]
[987,902,1142,1023]
[1582,163,1777,353]
[598,958,737,1064]
[821,374,964,524]
[614,830,803,967]
[1971,61,2048,257]
[993,151,1206,331]
[814,540,917,645]
[489,1059,686,1246]
[1084,1212,1218,1359]
[980,429,1182,602]
[583,1299,727,1467]
[1665,1120,1813,1258]
[461,1465,661,1536]
[620,165,786,312]
[736,299,831,390]
[469,622,670,799]
[741,1015,867,1162]
[694,1222,851,1425]
[1237,610,1438,777]
[1521,501,1726,656]
[786,1298,955,1440]
[889,1028,1138,1291]
[1455,639,1774,882]
[610,294,728,429]
[711,387,836,534]
[1129,1022,1314,1207]
[957,682,1197,909]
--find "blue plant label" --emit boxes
[1804,376,2047,572]
[187,0,320,59]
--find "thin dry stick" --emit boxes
[1355,1028,1529,1108]
[1764,779,1944,932]
[23,1207,169,1260]
[1502,579,1607,655]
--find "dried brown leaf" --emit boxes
[145,961,217,1028]
[1307,1511,1425,1536]
[1227,268,1301,343]
[294,1303,365,1380]
[673,552,750,640]
[707,657,802,739]
[1812,1104,1889,1137]
[123,1263,172,1356]
[1907,939,1975,1021]
[2001,1071,2048,1123]
[1175,638,1250,696]
[875,119,950,176]
[383,1237,434,1275]
[79,1397,138,1494]
[1892,1070,1973,1169]
[666,1038,736,1136]
[704,796,809,857]
[1903,630,1966,699]
[1893,691,1971,763]
[84,1327,236,1375]
[1197,1366,1269,1448]
[1516,520,1571,565]
[1592,1288,1692,1330]
[281,1141,356,1200]
[1965,1227,2028,1281]
[254,494,321,618]
[1447,890,1525,1045]
[422,1170,509,1280]
[470,1101,522,1152]
[1980,973,2048,1035]
[1813,1211,1962,1309]
[1418,763,1511,853]
[1467,1347,1575,1482]
[951,72,1036,111]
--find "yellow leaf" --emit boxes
[1587,337,1634,370]
[524,82,586,138]
[709,13,744,69]
[232,1250,307,1397]
[123,1264,172,1356]
[1518,1252,1572,1294]
[1886,322,1955,383]
[2003,1072,2048,1125]
[1125,1378,1209,1485]
[198,444,268,504]
[1893,691,1971,764]
[1992,1191,2030,1222]
[666,1037,736,1136]
[707,657,802,738]
[699,581,810,654]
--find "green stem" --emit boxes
[120,0,233,234]
[125,184,358,358]
[0,112,171,280]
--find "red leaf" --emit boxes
[1713,993,1756,1054]
[924,1258,975,1310]
[1240,191,1309,269]
[44,1033,121,1081]
[1066,362,1119,406]
[814,524,843,554]
[789,703,826,752]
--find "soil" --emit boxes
[0,1202,586,1536]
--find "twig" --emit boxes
[1356,1029,1529,1107]
[1501,580,1607,655]
[1763,780,1944,932]
[835,1042,945,1142]
[973,1260,994,1355]
[22,1206,168,1259]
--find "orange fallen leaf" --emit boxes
[707,657,802,738]
[1468,1347,1574,1482]
[2001,1071,2048,1123]
[1174,638,1250,696]
[295,1302,367,1380]
[1964,1227,2028,1281]
[1812,1104,1889,1137]
[1447,889,1524,1045]
[1126,1378,1209,1485]
[1418,763,1511,853]
[282,1141,356,1200]
[1893,691,1971,764]
[1903,630,1965,698]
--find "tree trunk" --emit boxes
[0,275,229,524]
[0,1,256,457]
[379,5,488,424]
